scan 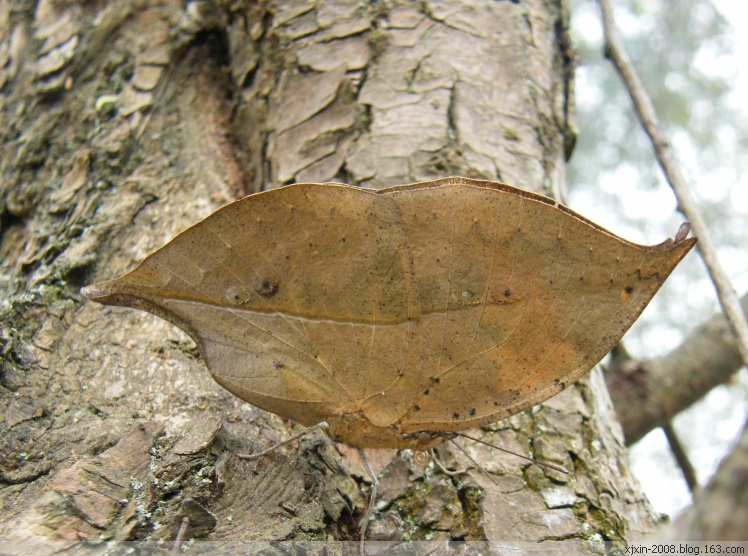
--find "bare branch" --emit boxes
[662,422,698,494]
[597,0,748,366]
[608,292,747,445]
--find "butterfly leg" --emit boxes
[170,516,189,556]
[447,438,498,486]
[431,448,469,476]
[237,421,330,460]
[357,448,379,556]
[452,432,568,474]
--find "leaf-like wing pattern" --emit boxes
[83,177,696,448]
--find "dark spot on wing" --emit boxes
[257,278,278,297]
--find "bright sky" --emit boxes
[712,2,748,212]
[712,2,748,96]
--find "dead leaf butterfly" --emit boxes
[82,177,695,451]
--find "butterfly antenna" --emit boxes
[357,448,379,556]
[454,432,569,474]
[238,421,329,460]
[447,439,498,486]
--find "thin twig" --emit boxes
[662,422,699,494]
[597,0,748,367]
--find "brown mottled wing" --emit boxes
[82,183,417,427]
[82,178,696,441]
[368,177,695,433]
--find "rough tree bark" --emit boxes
[1,0,663,551]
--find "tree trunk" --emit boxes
[0,0,662,550]
[667,417,748,541]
